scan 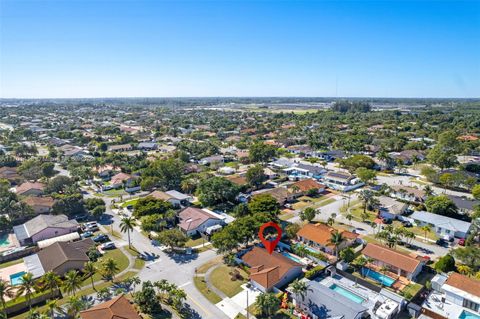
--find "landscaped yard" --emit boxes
[193,276,222,304]
[196,256,223,274]
[121,198,139,208]
[186,236,207,247]
[0,258,23,269]
[81,248,130,287]
[392,221,438,241]
[210,265,248,297]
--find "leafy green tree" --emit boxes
[248,194,279,217]
[52,193,85,216]
[39,271,61,298]
[233,203,250,217]
[156,229,188,251]
[196,176,239,207]
[249,142,277,163]
[300,207,316,222]
[339,155,375,172]
[46,175,75,194]
[427,131,460,169]
[425,195,458,217]
[472,184,480,200]
[133,196,173,218]
[340,247,355,263]
[435,255,456,273]
[41,162,55,178]
[452,246,480,270]
[285,223,301,239]
[144,158,185,190]
[255,292,280,317]
[355,167,377,185]
[134,281,162,314]
[246,165,267,189]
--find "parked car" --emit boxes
[81,231,93,238]
[100,242,115,250]
[436,239,449,248]
[83,222,99,231]
[401,221,412,227]
[93,234,109,243]
[458,238,466,246]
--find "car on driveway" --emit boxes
[436,239,449,248]
[100,242,115,250]
[81,231,94,238]
[93,234,109,243]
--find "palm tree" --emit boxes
[45,299,61,319]
[256,292,280,317]
[345,213,354,226]
[120,216,137,249]
[102,258,119,282]
[83,262,97,291]
[16,272,36,310]
[0,279,14,313]
[289,279,308,301]
[63,270,82,296]
[457,265,473,276]
[421,225,431,242]
[39,271,62,298]
[329,231,344,258]
[424,185,434,197]
[65,295,86,318]
[172,288,187,309]
[130,276,141,296]
[359,190,374,215]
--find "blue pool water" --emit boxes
[281,252,303,264]
[10,271,26,286]
[329,284,365,304]
[459,310,480,319]
[295,243,319,254]
[361,267,395,287]
[0,234,10,247]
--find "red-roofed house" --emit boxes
[80,294,141,319]
[288,179,326,198]
[15,182,45,197]
[178,207,224,236]
[241,247,303,292]
[22,196,55,214]
[297,223,358,255]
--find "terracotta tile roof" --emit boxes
[445,272,480,298]
[178,207,221,232]
[297,223,358,249]
[110,173,133,185]
[22,196,54,208]
[362,243,421,273]
[289,179,325,193]
[148,190,175,201]
[16,182,45,195]
[80,294,141,319]
[241,247,302,290]
[225,175,248,186]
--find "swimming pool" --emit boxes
[459,310,480,319]
[10,271,26,286]
[361,267,395,287]
[329,284,365,304]
[281,252,303,264]
[0,234,10,247]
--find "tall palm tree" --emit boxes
[345,213,354,226]
[16,272,36,310]
[130,276,141,296]
[172,288,187,309]
[120,216,137,249]
[45,299,61,319]
[63,270,82,296]
[102,258,119,282]
[421,225,431,242]
[0,279,14,313]
[83,262,97,291]
[39,271,62,298]
[289,279,308,301]
[359,190,374,215]
[329,231,344,258]
[65,295,86,318]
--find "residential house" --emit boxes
[288,179,326,198]
[283,163,326,180]
[137,141,158,150]
[80,294,141,319]
[252,187,292,205]
[165,190,192,205]
[0,166,21,184]
[423,273,480,318]
[108,173,137,189]
[178,207,224,236]
[389,150,426,165]
[24,238,95,277]
[296,223,358,255]
[362,243,423,281]
[148,190,191,207]
[199,155,224,165]
[95,165,120,179]
[323,171,364,192]
[13,214,79,246]
[377,196,409,220]
[21,196,55,214]
[292,281,368,319]
[15,181,45,196]
[447,195,480,215]
[389,185,426,203]
[410,211,472,239]
[240,247,303,292]
[107,144,133,152]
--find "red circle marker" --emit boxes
[258,221,282,254]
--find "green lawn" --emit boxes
[0,258,23,269]
[196,256,223,274]
[349,207,377,223]
[193,276,222,304]
[121,198,139,208]
[402,282,423,299]
[210,266,248,297]
[279,212,295,221]
[124,246,145,270]
[81,248,130,287]
[186,236,207,248]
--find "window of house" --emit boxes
[463,299,479,312]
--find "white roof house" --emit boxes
[410,211,472,239]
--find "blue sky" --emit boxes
[1,0,479,98]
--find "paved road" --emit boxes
[82,187,228,319]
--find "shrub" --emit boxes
[305,266,325,279]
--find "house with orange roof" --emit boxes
[240,247,303,292]
[288,178,326,198]
[21,196,55,214]
[361,243,424,281]
[80,294,141,319]
[15,182,45,197]
[296,223,358,255]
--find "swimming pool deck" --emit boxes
[422,290,466,319]
[317,274,400,317]
[0,233,19,253]
[0,262,27,282]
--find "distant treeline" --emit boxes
[331,101,371,113]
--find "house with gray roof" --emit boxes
[410,211,472,239]
[13,214,79,246]
[293,281,368,319]
[447,195,480,215]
